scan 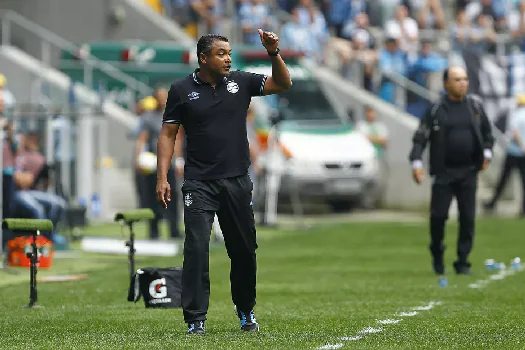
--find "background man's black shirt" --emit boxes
[444,99,478,167]
[162,69,267,180]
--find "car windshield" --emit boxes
[263,79,342,123]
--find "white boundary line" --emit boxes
[468,266,522,289]
[316,265,524,350]
[316,301,442,350]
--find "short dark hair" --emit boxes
[196,34,229,65]
[443,68,449,83]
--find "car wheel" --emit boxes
[359,180,384,210]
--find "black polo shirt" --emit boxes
[163,69,268,180]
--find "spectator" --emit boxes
[1,113,17,249]
[356,106,389,159]
[51,108,77,201]
[341,10,373,42]
[276,0,299,13]
[484,94,525,217]
[185,0,219,38]
[292,0,330,46]
[406,40,448,118]
[326,0,351,37]
[326,0,367,38]
[378,37,408,105]
[451,9,473,53]
[164,0,194,29]
[343,28,377,91]
[239,0,272,45]
[136,88,180,240]
[328,12,375,84]
[415,0,445,30]
[508,0,525,50]
[377,0,403,27]
[464,0,493,21]
[385,4,419,54]
[12,132,67,241]
[0,94,17,221]
[469,12,497,53]
[465,0,507,30]
[132,96,158,210]
[281,8,328,62]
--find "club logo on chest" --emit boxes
[226,81,239,94]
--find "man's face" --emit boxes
[395,5,408,21]
[201,40,232,77]
[25,135,39,150]
[365,108,375,122]
[386,40,398,52]
[355,13,369,29]
[445,68,469,97]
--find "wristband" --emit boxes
[268,48,280,56]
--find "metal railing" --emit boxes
[0,10,154,109]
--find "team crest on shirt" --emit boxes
[188,92,200,100]
[184,193,192,207]
[226,81,239,94]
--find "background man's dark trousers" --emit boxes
[143,167,180,239]
[485,154,525,215]
[430,170,477,274]
[180,174,257,323]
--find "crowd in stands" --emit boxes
[143,0,525,119]
[0,82,69,250]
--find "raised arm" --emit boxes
[257,29,293,95]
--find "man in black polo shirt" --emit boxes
[156,30,292,334]
[409,66,494,276]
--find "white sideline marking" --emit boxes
[318,344,343,350]
[377,319,402,325]
[469,267,521,289]
[317,266,523,349]
[358,327,383,335]
[316,302,440,350]
[395,311,418,317]
[340,336,362,341]
[414,301,441,311]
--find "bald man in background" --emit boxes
[409,67,494,276]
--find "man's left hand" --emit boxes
[482,158,489,170]
[258,29,279,53]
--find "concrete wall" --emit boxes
[0,0,193,65]
[0,0,185,42]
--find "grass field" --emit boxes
[1,217,524,349]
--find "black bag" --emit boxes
[127,267,182,308]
